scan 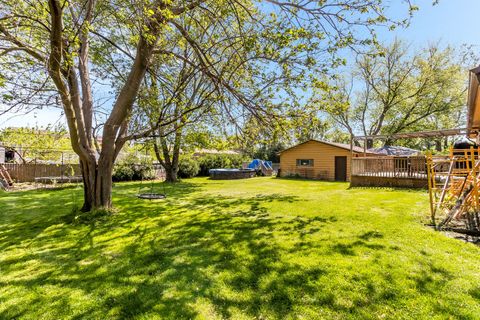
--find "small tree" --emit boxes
[137,45,221,182]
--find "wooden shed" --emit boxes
[278,140,377,181]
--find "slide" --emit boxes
[247,159,273,176]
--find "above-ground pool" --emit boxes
[209,168,256,180]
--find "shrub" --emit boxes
[178,157,200,178]
[132,163,156,181]
[252,143,285,163]
[197,154,246,176]
[112,162,135,182]
[112,157,156,182]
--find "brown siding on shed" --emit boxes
[279,140,359,181]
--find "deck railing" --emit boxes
[351,156,427,179]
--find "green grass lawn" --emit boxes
[1,177,480,319]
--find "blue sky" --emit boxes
[1,0,479,129]
[381,0,480,47]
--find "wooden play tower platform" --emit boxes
[425,65,480,236]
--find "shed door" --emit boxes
[335,156,347,181]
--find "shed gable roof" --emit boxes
[279,139,377,155]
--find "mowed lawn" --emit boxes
[1,178,480,319]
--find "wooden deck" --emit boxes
[351,156,428,188]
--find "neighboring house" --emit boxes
[0,144,20,164]
[368,146,421,156]
[193,149,240,157]
[278,140,378,181]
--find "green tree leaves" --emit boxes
[319,40,470,149]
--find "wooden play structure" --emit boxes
[426,65,480,236]
[427,146,480,235]
[0,164,14,190]
[351,128,480,236]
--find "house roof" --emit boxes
[279,139,378,154]
[368,146,421,156]
[353,128,467,140]
[193,149,240,156]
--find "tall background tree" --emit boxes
[319,40,470,149]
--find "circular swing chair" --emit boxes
[137,192,166,200]
[137,177,167,200]
[136,160,167,200]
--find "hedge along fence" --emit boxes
[2,163,82,182]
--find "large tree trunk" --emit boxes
[435,139,442,152]
[79,156,115,211]
[80,159,96,211]
[366,138,374,149]
[153,138,180,183]
[165,166,179,183]
[153,111,183,183]
[95,160,114,209]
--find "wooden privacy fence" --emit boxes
[152,163,166,179]
[3,163,81,182]
[4,162,168,183]
[351,156,427,179]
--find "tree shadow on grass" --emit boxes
[408,261,453,294]
[0,181,202,260]
[103,193,335,319]
[330,230,386,256]
[0,190,342,319]
[0,183,457,319]
[0,187,82,251]
[469,286,480,301]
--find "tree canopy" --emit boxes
[318,40,471,149]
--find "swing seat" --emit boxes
[137,193,166,200]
